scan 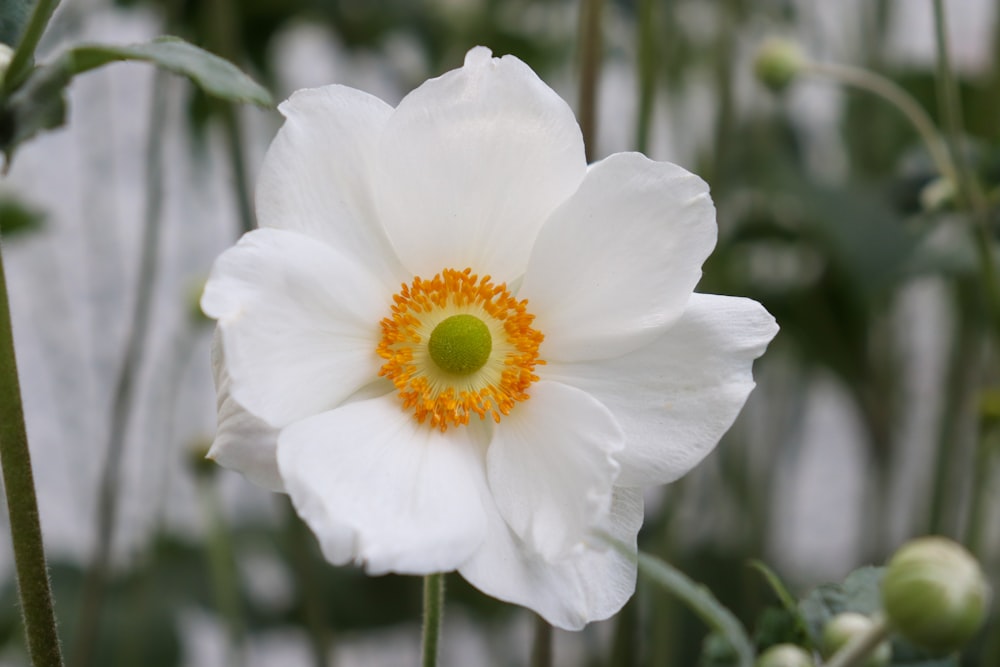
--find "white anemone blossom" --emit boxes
[202,46,778,630]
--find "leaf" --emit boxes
[637,551,756,667]
[0,0,33,45]
[62,37,272,107]
[0,193,44,236]
[749,560,799,616]
[0,36,271,159]
[798,566,959,667]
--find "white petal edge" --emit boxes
[256,84,406,289]
[541,293,778,487]
[520,152,717,363]
[201,228,389,428]
[374,46,587,283]
[277,394,489,575]
[459,485,643,630]
[487,381,623,561]
[207,329,284,492]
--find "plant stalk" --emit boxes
[3,0,61,94]
[421,573,445,667]
[0,240,64,666]
[577,0,605,161]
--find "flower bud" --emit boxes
[820,613,890,667]
[754,644,814,667]
[881,536,990,655]
[754,38,804,93]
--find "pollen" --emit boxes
[377,267,544,431]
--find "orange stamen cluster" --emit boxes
[377,267,544,431]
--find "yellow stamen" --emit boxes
[377,268,544,431]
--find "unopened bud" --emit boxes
[754,644,814,667]
[820,613,890,667]
[754,38,804,93]
[881,536,990,655]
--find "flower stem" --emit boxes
[530,614,552,667]
[577,0,605,161]
[2,0,61,94]
[0,242,64,667]
[801,60,957,185]
[71,66,170,667]
[421,573,445,667]
[822,615,890,667]
[633,0,656,154]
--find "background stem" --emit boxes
[0,241,64,666]
[577,0,605,161]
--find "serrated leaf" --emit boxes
[62,37,272,107]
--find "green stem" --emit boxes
[196,473,245,667]
[2,0,61,94]
[633,0,655,153]
[930,0,1000,341]
[802,60,957,185]
[421,573,445,667]
[284,500,331,667]
[577,0,605,161]
[822,615,890,667]
[0,241,64,666]
[70,66,170,667]
[530,615,552,667]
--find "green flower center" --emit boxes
[428,314,492,375]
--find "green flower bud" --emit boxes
[820,613,891,667]
[881,536,990,655]
[754,644,814,667]
[754,38,805,93]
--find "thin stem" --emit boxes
[196,473,245,667]
[285,499,332,667]
[70,67,170,667]
[633,0,655,153]
[822,615,890,667]
[929,0,1000,339]
[577,0,605,161]
[802,60,957,185]
[2,0,61,94]
[421,573,445,667]
[530,615,552,667]
[0,242,64,667]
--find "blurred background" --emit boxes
[1,0,999,664]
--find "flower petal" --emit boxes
[542,294,778,487]
[459,486,643,630]
[207,330,283,492]
[487,381,623,561]
[520,152,717,362]
[201,228,388,428]
[277,395,488,575]
[375,46,586,282]
[256,84,406,286]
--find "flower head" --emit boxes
[202,46,778,630]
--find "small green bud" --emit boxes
[820,613,890,667]
[881,536,990,655]
[754,38,805,93]
[754,644,814,667]
[0,43,12,82]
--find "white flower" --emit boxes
[201,46,778,630]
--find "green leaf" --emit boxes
[637,550,756,667]
[749,560,800,616]
[0,35,271,160]
[0,193,44,236]
[798,566,959,667]
[61,37,272,107]
[0,0,33,45]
